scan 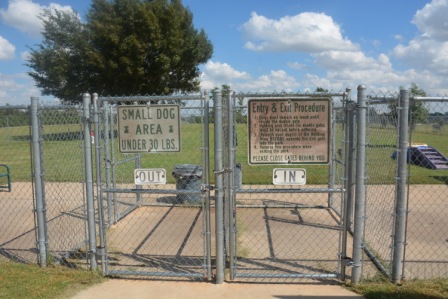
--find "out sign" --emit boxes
[273,168,306,185]
[134,168,167,185]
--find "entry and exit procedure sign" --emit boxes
[248,98,331,165]
[118,105,181,153]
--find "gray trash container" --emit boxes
[172,164,203,203]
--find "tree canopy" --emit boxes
[388,83,429,128]
[27,0,213,102]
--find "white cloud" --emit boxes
[287,61,308,70]
[0,73,43,105]
[200,61,300,92]
[238,70,299,91]
[200,61,251,89]
[241,12,357,52]
[0,36,15,60]
[0,0,75,38]
[204,61,251,81]
[393,0,448,78]
[20,50,30,61]
[413,0,448,41]
[313,51,392,71]
[235,1,448,94]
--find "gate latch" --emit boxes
[201,184,215,191]
[342,257,354,267]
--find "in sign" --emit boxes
[273,168,306,185]
[134,168,166,185]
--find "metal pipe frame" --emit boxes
[352,85,367,284]
[236,188,344,194]
[391,88,410,284]
[228,91,236,280]
[213,89,225,284]
[31,97,47,268]
[203,91,212,280]
[341,98,356,280]
[93,94,107,274]
[234,273,339,279]
[82,93,98,270]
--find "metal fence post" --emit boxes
[31,97,47,268]
[352,85,367,284]
[93,94,106,273]
[391,88,409,284]
[213,89,225,284]
[228,90,236,280]
[203,91,212,280]
[83,93,98,270]
[341,92,355,280]
[103,101,113,225]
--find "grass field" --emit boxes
[1,121,447,185]
[0,261,447,299]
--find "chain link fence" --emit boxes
[361,93,448,281]
[1,88,447,284]
[403,98,448,279]
[38,105,88,266]
[0,103,88,267]
[0,105,36,263]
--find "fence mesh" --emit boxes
[38,106,88,266]
[362,92,400,277]
[96,96,209,279]
[404,99,448,279]
[0,106,36,263]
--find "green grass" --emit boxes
[349,276,448,299]
[1,122,447,184]
[0,261,105,299]
[1,260,447,299]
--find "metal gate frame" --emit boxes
[87,93,213,279]
[221,88,367,282]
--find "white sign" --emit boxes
[273,168,306,185]
[134,168,167,185]
[118,105,181,153]
[248,98,331,165]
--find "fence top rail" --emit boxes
[369,96,448,103]
[38,105,81,110]
[233,92,346,98]
[98,94,203,103]
[0,105,29,109]
[412,96,448,102]
[368,96,397,104]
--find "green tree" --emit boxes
[27,9,92,101]
[27,0,213,102]
[388,83,429,129]
[409,83,429,129]
[315,86,328,93]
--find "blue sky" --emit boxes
[1,0,447,105]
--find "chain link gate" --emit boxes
[221,90,351,282]
[1,99,88,267]
[91,94,213,280]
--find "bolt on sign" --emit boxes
[118,105,181,153]
[248,98,331,165]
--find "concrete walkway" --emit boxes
[71,280,363,299]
